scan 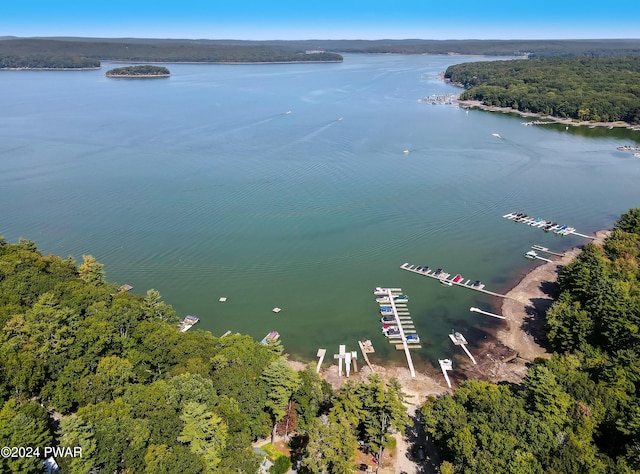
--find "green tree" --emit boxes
[301,416,357,474]
[77,255,104,284]
[615,208,640,234]
[57,414,97,474]
[262,358,300,443]
[178,401,228,472]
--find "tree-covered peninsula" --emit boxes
[0,38,343,66]
[0,54,99,69]
[105,65,170,77]
[445,57,640,124]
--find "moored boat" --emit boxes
[405,334,420,343]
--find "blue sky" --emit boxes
[2,1,639,40]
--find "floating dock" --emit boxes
[448,332,477,365]
[470,307,506,320]
[400,263,509,298]
[502,212,595,239]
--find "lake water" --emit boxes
[1,54,639,367]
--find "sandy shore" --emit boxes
[458,99,640,131]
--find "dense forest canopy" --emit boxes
[2,37,640,69]
[0,38,343,68]
[419,209,640,473]
[105,65,170,77]
[0,237,407,473]
[0,54,99,69]
[445,57,640,124]
[5,37,640,58]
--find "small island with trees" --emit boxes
[105,65,170,78]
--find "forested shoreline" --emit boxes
[0,38,343,69]
[3,37,640,69]
[419,209,640,473]
[1,210,639,472]
[0,238,407,473]
[445,57,640,124]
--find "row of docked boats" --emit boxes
[409,265,484,290]
[372,287,420,344]
[503,212,575,235]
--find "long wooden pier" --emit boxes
[531,245,565,257]
[438,359,453,388]
[470,307,506,320]
[380,288,416,378]
[400,263,509,298]
[502,212,595,240]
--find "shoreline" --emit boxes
[293,230,611,395]
[492,229,611,377]
[457,99,640,131]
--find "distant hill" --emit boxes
[2,37,640,70]
[2,38,640,69]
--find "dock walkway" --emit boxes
[379,288,416,378]
[503,212,594,240]
[400,263,509,298]
[357,340,375,372]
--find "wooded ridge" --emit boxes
[446,57,640,124]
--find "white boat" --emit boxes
[492,133,502,138]
[272,307,282,313]
[376,296,391,304]
[524,250,538,260]
[440,280,453,287]
[373,287,390,296]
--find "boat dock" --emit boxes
[438,359,453,388]
[470,307,506,320]
[260,331,280,345]
[524,250,553,263]
[448,332,477,365]
[357,340,375,372]
[376,288,416,378]
[333,345,357,377]
[531,245,565,257]
[400,263,509,298]
[178,315,199,332]
[502,212,595,239]
[316,348,326,373]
